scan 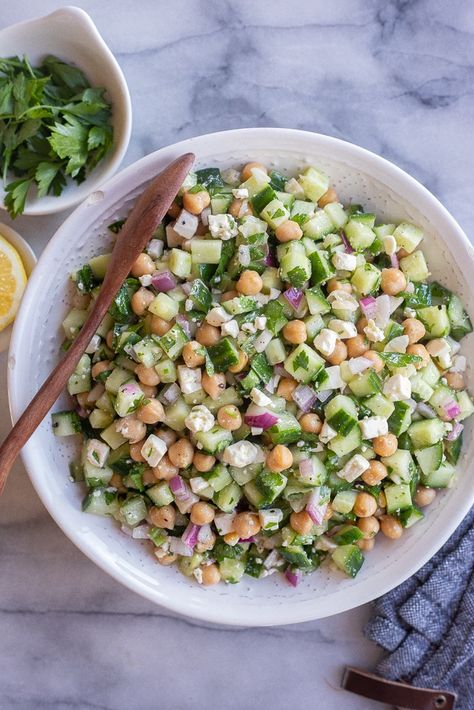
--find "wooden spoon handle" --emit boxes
[0,152,195,494]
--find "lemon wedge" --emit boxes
[0,233,27,332]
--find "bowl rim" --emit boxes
[0,6,132,216]
[8,127,474,626]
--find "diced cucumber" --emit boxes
[240,168,271,197]
[445,434,463,465]
[219,558,246,583]
[324,202,348,229]
[190,239,222,264]
[302,210,334,239]
[331,525,364,545]
[202,463,233,492]
[414,442,443,476]
[120,496,148,527]
[265,338,286,365]
[155,358,177,383]
[194,426,234,454]
[210,194,232,215]
[169,248,192,278]
[147,482,174,507]
[251,185,277,214]
[400,250,429,282]
[328,426,361,457]
[382,449,415,483]
[202,386,243,413]
[410,373,434,402]
[348,370,382,397]
[298,166,329,202]
[304,314,325,340]
[429,383,456,419]
[399,506,424,528]
[89,408,114,430]
[114,382,145,417]
[158,323,189,360]
[309,250,335,285]
[164,396,191,431]
[89,253,111,279]
[260,198,289,229]
[133,336,162,368]
[223,295,257,315]
[51,410,82,436]
[255,469,288,506]
[384,483,412,514]
[100,423,127,450]
[82,488,119,516]
[267,412,302,445]
[148,292,179,321]
[279,241,312,288]
[365,393,395,418]
[351,264,381,295]
[421,462,455,488]
[207,337,240,371]
[284,343,324,383]
[332,544,364,578]
[417,305,450,339]
[456,390,474,421]
[408,418,446,448]
[291,199,316,224]
[229,462,262,486]
[62,308,87,340]
[373,224,395,238]
[388,401,412,436]
[306,286,331,315]
[331,489,358,514]
[325,395,358,435]
[67,353,91,395]
[419,360,441,388]
[393,223,423,254]
[447,294,472,340]
[214,481,242,513]
[344,220,376,249]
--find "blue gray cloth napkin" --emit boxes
[365,507,474,709]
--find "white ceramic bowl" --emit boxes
[8,129,474,626]
[0,6,132,215]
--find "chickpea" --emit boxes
[91,360,111,380]
[380,515,403,539]
[362,350,384,373]
[326,339,347,365]
[116,416,146,444]
[139,383,158,398]
[152,454,178,480]
[135,363,160,386]
[131,253,155,278]
[217,405,242,431]
[346,334,369,358]
[327,278,352,294]
[149,504,176,530]
[397,247,410,259]
[241,161,267,182]
[136,399,165,425]
[196,322,220,346]
[318,186,339,207]
[445,372,465,390]
[106,330,114,349]
[157,553,178,566]
[150,315,172,336]
[373,433,398,457]
[300,413,322,434]
[228,350,248,373]
[201,563,221,586]
[221,290,239,303]
[403,317,426,344]
[142,468,156,486]
[182,341,206,368]
[356,316,368,334]
[130,440,146,462]
[354,492,378,518]
[275,220,303,243]
[183,189,211,215]
[381,268,407,296]
[167,201,181,218]
[109,472,126,492]
[406,343,430,369]
[236,270,263,296]
[202,372,226,400]
[378,491,387,509]
[233,512,261,539]
[168,438,194,468]
[358,538,375,552]
[155,427,177,447]
[73,290,90,309]
[196,531,217,554]
[283,319,307,344]
[131,287,155,316]
[290,510,313,536]
[190,501,215,525]
[362,460,388,486]
[76,392,91,408]
[223,532,240,546]
[357,515,380,538]
[229,198,252,218]
[266,445,293,472]
[193,452,216,473]
[277,377,298,401]
[415,486,437,508]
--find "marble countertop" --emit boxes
[1,1,473,708]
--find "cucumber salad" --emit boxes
[53,161,473,587]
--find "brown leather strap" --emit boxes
[342,667,456,710]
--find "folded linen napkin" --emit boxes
[365,507,474,709]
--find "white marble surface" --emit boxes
[1,0,474,708]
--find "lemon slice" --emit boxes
[0,233,27,333]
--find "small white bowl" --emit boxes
[0,223,36,353]
[0,6,132,215]
[8,129,474,626]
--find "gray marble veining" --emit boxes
[2,0,473,708]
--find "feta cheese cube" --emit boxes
[174,209,199,239]
[319,421,337,444]
[383,235,397,256]
[222,440,258,467]
[255,316,267,330]
[140,434,167,467]
[254,329,273,353]
[190,476,210,494]
[332,252,357,272]
[242,322,257,334]
[250,388,272,407]
[348,356,372,375]
[178,365,202,394]
[85,334,101,354]
[328,318,357,339]
[284,178,305,197]
[384,335,409,353]
[364,319,385,343]
[214,512,236,535]
[258,508,283,532]
[221,319,239,338]
[327,290,359,311]
[325,365,344,390]
[451,355,467,373]
[359,416,389,439]
[185,405,215,433]
[404,307,417,318]
[206,306,233,326]
[269,288,282,300]
[147,239,164,259]
[139,274,153,287]
[338,454,370,482]
[314,328,338,358]
[86,439,110,468]
[232,187,249,199]
[208,213,238,240]
[383,374,412,401]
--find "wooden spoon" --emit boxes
[0,152,195,495]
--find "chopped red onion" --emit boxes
[181,281,192,295]
[443,400,461,420]
[121,524,133,536]
[316,389,331,403]
[239,536,256,543]
[75,404,88,419]
[341,231,354,254]
[182,522,200,548]
[244,405,279,430]
[416,402,436,419]
[197,524,213,544]
[169,475,190,501]
[283,287,303,310]
[285,568,302,587]
[176,314,195,338]
[447,422,464,441]
[274,364,292,378]
[306,488,328,525]
[292,384,317,412]
[375,294,391,328]
[264,250,278,267]
[151,270,176,292]
[359,296,377,320]
[160,382,181,405]
[298,458,315,482]
[390,252,399,268]
[169,537,193,557]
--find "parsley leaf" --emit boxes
[293,350,309,371]
[287,265,309,288]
